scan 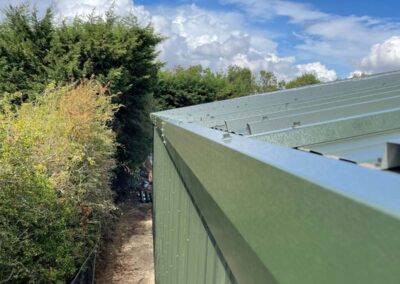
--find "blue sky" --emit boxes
[298,0,400,19]
[132,0,400,80]
[2,0,400,81]
[137,0,400,19]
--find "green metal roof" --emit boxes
[298,129,400,169]
[153,70,400,171]
[151,70,400,284]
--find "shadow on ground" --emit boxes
[96,201,154,284]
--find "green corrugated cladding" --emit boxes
[153,130,232,284]
[152,117,400,284]
[152,71,400,283]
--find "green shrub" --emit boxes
[0,81,117,282]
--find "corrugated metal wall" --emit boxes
[151,71,400,284]
[153,130,231,284]
[152,118,400,284]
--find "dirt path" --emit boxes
[96,201,154,284]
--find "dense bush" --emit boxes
[0,81,117,282]
[285,73,320,89]
[48,14,162,194]
[0,5,162,196]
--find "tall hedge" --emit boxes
[0,5,163,196]
[0,81,117,282]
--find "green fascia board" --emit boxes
[153,115,400,284]
[153,131,233,284]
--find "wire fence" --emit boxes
[70,222,101,284]
[70,246,97,284]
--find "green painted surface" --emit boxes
[153,130,232,284]
[152,71,400,283]
[154,71,400,127]
[252,108,400,147]
[225,87,400,132]
[248,97,400,135]
[154,118,400,284]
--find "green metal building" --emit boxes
[151,71,400,284]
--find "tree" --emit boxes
[48,13,163,194]
[286,73,320,89]
[154,65,222,109]
[0,5,163,196]
[0,4,54,99]
[257,70,285,92]
[154,65,286,110]
[221,65,258,98]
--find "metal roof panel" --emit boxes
[152,70,400,172]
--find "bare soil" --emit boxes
[95,201,154,284]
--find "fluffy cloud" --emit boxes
[347,70,370,78]
[297,16,400,65]
[0,0,150,22]
[148,4,338,81]
[229,53,296,80]
[220,0,400,74]
[359,36,400,73]
[297,62,337,82]
[0,0,339,81]
[149,5,283,72]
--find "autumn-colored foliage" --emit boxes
[0,81,117,282]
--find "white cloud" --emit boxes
[220,0,328,23]
[145,4,339,81]
[0,0,151,23]
[147,4,313,79]
[297,16,400,65]
[273,1,327,23]
[0,0,339,81]
[359,36,400,73]
[347,70,370,78]
[229,52,297,80]
[220,0,400,73]
[297,62,337,82]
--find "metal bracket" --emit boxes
[381,141,400,169]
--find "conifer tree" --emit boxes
[0,5,163,196]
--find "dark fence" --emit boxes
[70,247,97,284]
